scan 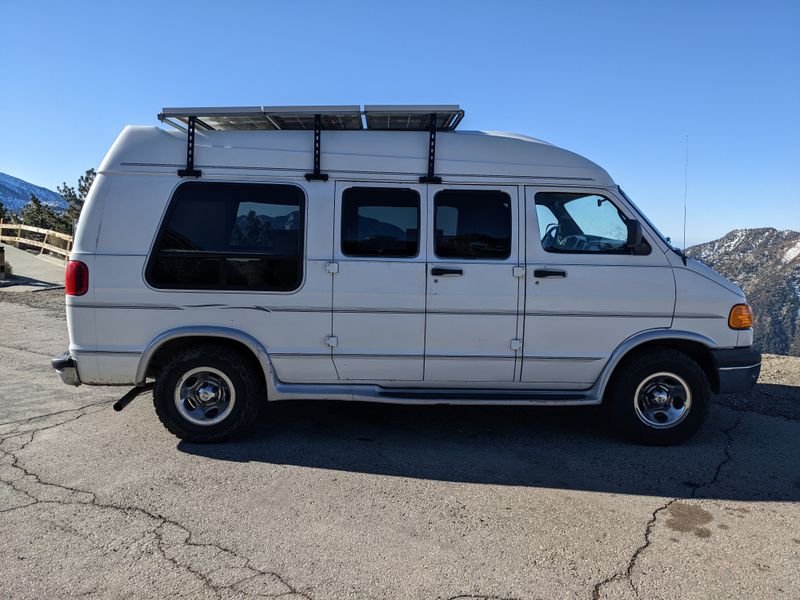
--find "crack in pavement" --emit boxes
[0,342,61,358]
[0,404,314,600]
[590,413,743,600]
[447,595,522,600]
[0,399,115,429]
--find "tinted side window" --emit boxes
[341,188,420,257]
[147,182,304,291]
[434,190,511,259]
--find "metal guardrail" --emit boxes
[0,222,73,258]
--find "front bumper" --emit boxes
[711,347,761,394]
[51,351,81,387]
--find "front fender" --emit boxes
[591,328,718,400]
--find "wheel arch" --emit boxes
[136,326,272,389]
[595,330,721,400]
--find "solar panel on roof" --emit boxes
[159,105,463,132]
[160,104,464,182]
[363,105,464,131]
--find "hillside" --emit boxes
[0,172,67,213]
[687,228,800,356]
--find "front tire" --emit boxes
[605,348,710,445]
[153,344,263,442]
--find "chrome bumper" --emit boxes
[51,351,81,387]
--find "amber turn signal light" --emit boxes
[728,304,753,330]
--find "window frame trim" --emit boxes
[339,186,422,259]
[144,180,308,294]
[432,188,514,261]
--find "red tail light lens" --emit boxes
[65,260,89,296]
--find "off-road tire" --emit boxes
[605,347,710,445]
[153,344,263,443]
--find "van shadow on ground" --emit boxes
[0,274,63,290]
[179,383,800,502]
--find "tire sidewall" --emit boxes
[154,348,260,442]
[608,350,710,445]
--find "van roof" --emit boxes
[100,108,615,187]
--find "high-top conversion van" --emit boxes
[51,105,760,444]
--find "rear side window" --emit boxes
[341,187,420,257]
[147,182,304,291]
[434,190,511,259]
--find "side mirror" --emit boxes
[626,219,643,249]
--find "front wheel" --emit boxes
[153,344,263,442]
[605,348,710,445]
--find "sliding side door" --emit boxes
[330,182,427,380]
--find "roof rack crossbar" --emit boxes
[304,114,329,182]
[177,116,202,178]
[159,105,464,182]
[419,113,442,184]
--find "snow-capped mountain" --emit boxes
[0,172,67,213]
[687,228,800,356]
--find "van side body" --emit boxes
[53,124,760,441]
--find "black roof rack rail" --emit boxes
[158,105,465,181]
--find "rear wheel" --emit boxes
[605,348,709,445]
[153,344,263,442]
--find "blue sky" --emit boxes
[1,0,798,246]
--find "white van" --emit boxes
[51,105,760,444]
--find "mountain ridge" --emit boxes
[0,172,67,213]
[687,227,800,356]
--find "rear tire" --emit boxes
[153,344,263,443]
[605,348,709,445]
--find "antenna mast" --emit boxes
[683,135,689,251]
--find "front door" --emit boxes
[522,186,676,388]
[331,182,427,380]
[424,185,521,382]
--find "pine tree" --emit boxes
[19,193,69,232]
[58,168,96,229]
[20,194,50,228]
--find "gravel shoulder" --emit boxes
[0,288,66,319]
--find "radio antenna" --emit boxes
[683,134,689,251]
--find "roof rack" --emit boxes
[158,104,464,182]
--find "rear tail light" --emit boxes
[65,260,89,296]
[728,304,753,330]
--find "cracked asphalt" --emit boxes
[1,291,799,599]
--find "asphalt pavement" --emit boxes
[0,244,65,291]
[1,294,798,599]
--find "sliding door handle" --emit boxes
[533,269,567,278]
[431,267,463,276]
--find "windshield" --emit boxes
[617,186,678,251]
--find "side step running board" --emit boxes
[377,389,588,402]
